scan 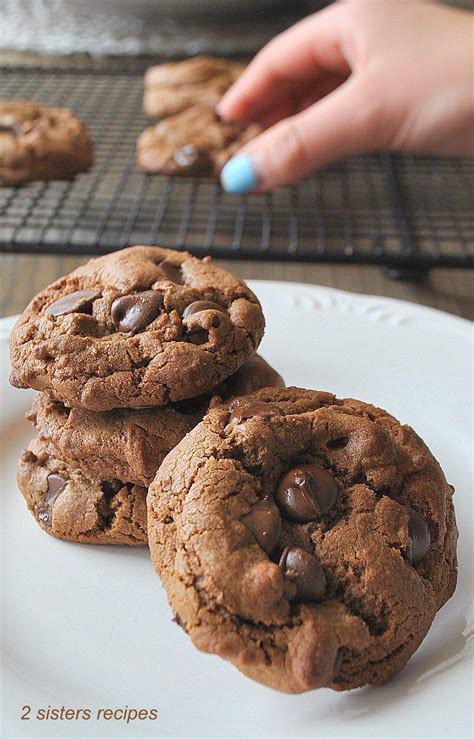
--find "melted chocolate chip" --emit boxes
[37,508,52,526]
[228,398,283,425]
[38,473,67,528]
[111,290,163,333]
[241,496,282,554]
[279,546,326,603]
[47,290,100,317]
[183,301,226,318]
[46,473,67,502]
[406,507,431,564]
[174,144,213,175]
[183,301,225,344]
[275,464,338,522]
[187,327,209,345]
[159,261,183,284]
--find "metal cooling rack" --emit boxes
[1,66,473,273]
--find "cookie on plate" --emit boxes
[147,387,458,693]
[0,100,93,186]
[137,105,261,177]
[18,438,147,546]
[19,356,283,545]
[9,245,265,410]
[28,355,284,488]
[143,55,244,118]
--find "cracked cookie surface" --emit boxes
[143,55,244,118]
[0,100,93,186]
[147,387,458,693]
[137,105,261,177]
[9,245,265,410]
[18,438,147,546]
[29,355,284,487]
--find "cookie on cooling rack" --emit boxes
[143,55,244,118]
[0,100,93,186]
[147,386,458,693]
[9,245,265,410]
[136,105,261,177]
[27,355,284,488]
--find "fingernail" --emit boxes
[220,155,257,193]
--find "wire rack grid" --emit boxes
[0,66,473,270]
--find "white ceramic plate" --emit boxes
[1,282,472,739]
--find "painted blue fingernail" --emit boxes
[220,155,257,193]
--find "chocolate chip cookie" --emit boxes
[0,100,93,186]
[18,438,147,546]
[137,105,261,177]
[147,387,458,693]
[143,55,244,118]
[9,246,265,411]
[28,355,283,488]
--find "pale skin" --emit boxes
[217,0,474,191]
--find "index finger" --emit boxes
[217,5,351,122]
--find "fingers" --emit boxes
[256,73,349,129]
[217,5,350,123]
[220,76,383,192]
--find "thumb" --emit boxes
[220,76,384,192]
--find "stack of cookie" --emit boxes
[10,244,458,694]
[11,244,283,545]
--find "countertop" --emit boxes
[1,254,472,320]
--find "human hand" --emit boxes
[217,0,474,192]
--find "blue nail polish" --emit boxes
[220,155,257,193]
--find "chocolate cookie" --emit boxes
[28,355,283,488]
[147,387,458,693]
[137,105,261,177]
[143,55,244,118]
[18,438,147,546]
[0,100,93,186]
[9,246,265,410]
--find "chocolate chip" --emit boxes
[182,301,226,344]
[406,507,430,564]
[228,398,283,425]
[183,300,226,318]
[279,546,326,603]
[111,290,163,333]
[241,496,282,554]
[187,327,209,345]
[159,261,183,284]
[38,473,67,528]
[173,144,213,175]
[46,473,67,502]
[37,508,52,526]
[275,464,338,522]
[47,289,100,317]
